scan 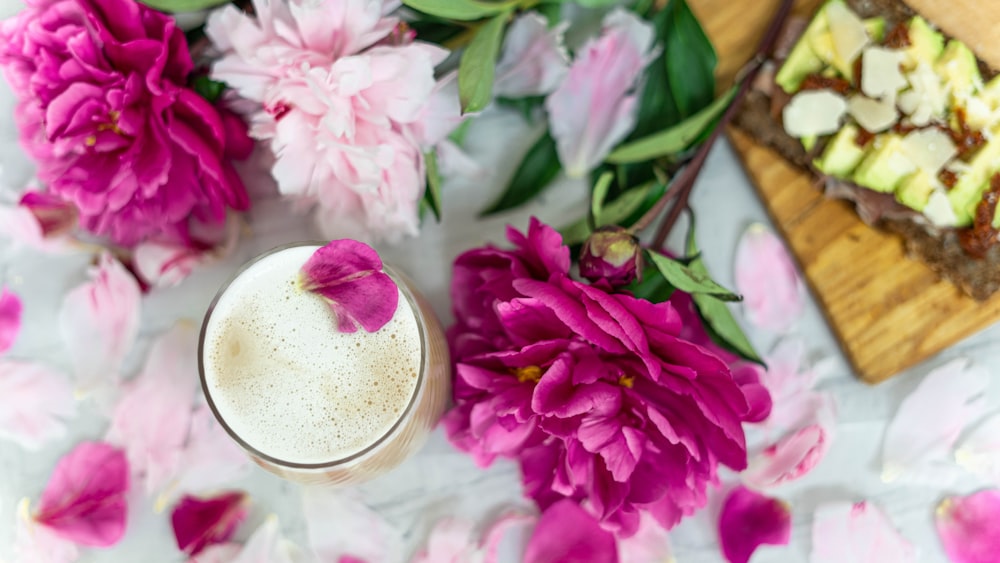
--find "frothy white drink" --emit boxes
[202,245,423,465]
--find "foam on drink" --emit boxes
[202,245,423,466]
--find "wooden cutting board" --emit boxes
[689,0,1000,384]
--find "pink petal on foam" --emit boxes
[882,359,987,485]
[524,500,618,563]
[59,253,141,394]
[0,360,75,450]
[734,224,804,333]
[810,501,915,563]
[743,424,833,488]
[935,489,1000,563]
[33,441,130,547]
[300,239,398,333]
[171,491,249,556]
[0,286,22,353]
[105,323,199,496]
[718,486,791,563]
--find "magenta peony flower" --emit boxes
[0,0,251,247]
[206,0,450,243]
[444,218,770,537]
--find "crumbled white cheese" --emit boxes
[861,47,907,101]
[898,62,949,126]
[826,2,870,70]
[901,128,958,175]
[848,95,898,132]
[963,96,996,130]
[783,90,849,138]
[924,190,959,226]
[946,159,973,174]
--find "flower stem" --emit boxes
[648,0,795,250]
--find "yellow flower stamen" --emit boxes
[512,365,542,383]
[618,374,635,388]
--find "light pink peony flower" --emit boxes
[494,13,569,98]
[206,0,450,242]
[545,9,656,177]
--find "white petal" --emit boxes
[0,361,75,450]
[810,501,915,563]
[955,412,1000,483]
[301,488,403,562]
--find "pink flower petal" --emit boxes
[494,13,569,98]
[480,512,536,563]
[546,8,656,177]
[133,242,207,289]
[300,240,398,333]
[882,358,987,485]
[19,191,78,237]
[105,322,199,495]
[0,286,22,353]
[0,360,75,450]
[12,498,80,563]
[33,441,130,547]
[188,543,242,563]
[523,500,618,563]
[935,489,1000,563]
[810,501,915,563]
[171,491,249,556]
[302,488,402,563]
[734,224,804,333]
[411,519,477,563]
[718,486,791,563]
[229,515,302,563]
[757,338,835,434]
[955,413,1000,483]
[618,512,673,563]
[59,253,141,394]
[743,424,833,488]
[0,203,72,253]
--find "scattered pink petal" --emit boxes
[302,488,403,563]
[757,338,835,434]
[19,191,78,237]
[0,286,22,353]
[133,243,207,289]
[523,500,618,563]
[618,512,673,563]
[743,424,833,488]
[58,253,141,394]
[935,489,1000,563]
[0,202,72,253]
[105,322,199,496]
[411,519,477,563]
[810,501,915,563]
[12,498,80,563]
[33,441,129,547]
[228,516,303,563]
[882,358,987,484]
[171,491,249,556]
[480,512,536,563]
[546,8,656,177]
[300,240,398,333]
[188,543,241,563]
[0,360,75,450]
[494,13,569,97]
[956,413,1000,483]
[718,486,791,563]
[734,223,804,333]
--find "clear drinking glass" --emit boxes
[198,242,451,485]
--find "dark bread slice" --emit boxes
[733,0,1000,300]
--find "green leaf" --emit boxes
[481,131,561,216]
[645,250,740,301]
[537,1,563,26]
[559,181,657,245]
[664,0,717,118]
[401,0,518,20]
[448,119,473,146]
[606,87,735,164]
[685,217,763,364]
[495,95,547,122]
[458,12,509,113]
[423,150,443,222]
[191,75,226,104]
[407,19,466,45]
[137,0,228,11]
[626,7,680,141]
[626,265,675,304]
[590,171,613,227]
[574,0,622,6]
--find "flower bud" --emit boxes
[579,226,642,286]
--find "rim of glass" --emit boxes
[197,241,428,470]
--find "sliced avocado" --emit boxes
[903,16,944,68]
[775,3,829,93]
[801,135,818,152]
[935,40,983,101]
[895,171,935,211]
[863,17,886,42]
[852,135,916,193]
[947,130,1000,226]
[814,124,867,178]
[980,74,1000,108]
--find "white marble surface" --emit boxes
[1,3,998,561]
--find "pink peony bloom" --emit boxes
[444,218,768,536]
[0,0,251,248]
[494,13,569,98]
[545,9,656,177]
[206,0,449,243]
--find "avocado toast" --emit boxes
[735,0,1000,300]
